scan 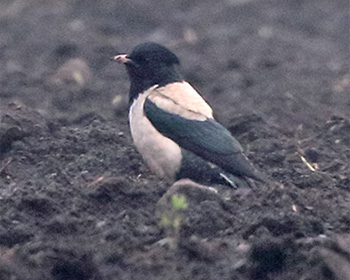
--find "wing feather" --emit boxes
[144,97,243,156]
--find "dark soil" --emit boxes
[0,0,349,279]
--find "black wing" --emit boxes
[144,97,243,155]
[144,98,267,181]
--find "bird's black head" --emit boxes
[113,43,183,102]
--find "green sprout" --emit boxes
[171,194,188,210]
[159,194,188,248]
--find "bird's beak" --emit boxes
[111,54,132,64]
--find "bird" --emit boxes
[112,42,267,187]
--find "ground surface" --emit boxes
[0,0,349,279]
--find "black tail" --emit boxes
[216,152,268,183]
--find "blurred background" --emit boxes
[0,0,349,130]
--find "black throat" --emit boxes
[127,64,183,105]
